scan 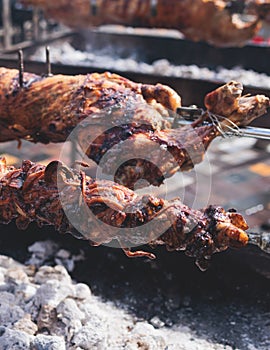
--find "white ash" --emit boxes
[27,240,85,272]
[32,42,270,89]
[0,253,233,350]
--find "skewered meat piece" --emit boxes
[0,157,249,270]
[1,67,268,188]
[0,67,269,189]
[0,67,179,144]
[21,0,261,47]
[83,81,269,188]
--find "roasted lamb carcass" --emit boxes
[0,157,249,270]
[0,67,268,189]
[21,0,261,47]
[0,68,179,144]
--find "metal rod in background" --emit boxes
[3,0,12,50]
[32,8,40,41]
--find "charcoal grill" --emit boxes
[0,3,269,275]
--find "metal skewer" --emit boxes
[45,46,53,77]
[90,0,97,15]
[233,126,270,141]
[175,106,270,141]
[150,0,158,16]
[248,232,270,254]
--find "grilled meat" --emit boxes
[83,81,269,188]
[0,157,249,270]
[0,67,179,144]
[21,0,261,47]
[0,68,269,189]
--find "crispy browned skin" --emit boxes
[0,68,269,189]
[83,124,218,189]
[80,80,269,188]
[21,0,261,47]
[0,157,249,270]
[0,67,179,144]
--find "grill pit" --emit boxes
[0,6,270,349]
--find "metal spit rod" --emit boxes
[248,232,270,254]
[176,106,270,141]
[235,126,270,141]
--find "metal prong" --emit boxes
[248,232,270,254]
[46,46,53,77]
[150,0,158,16]
[91,0,97,15]
[18,49,24,88]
